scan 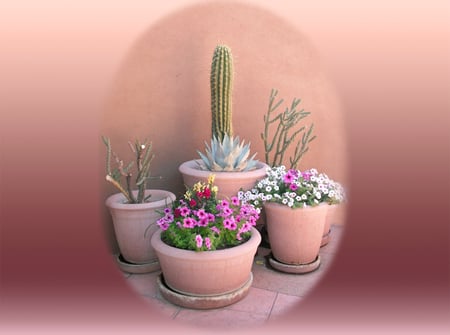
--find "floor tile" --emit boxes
[269,293,303,321]
[225,287,277,316]
[140,295,181,319]
[251,255,326,297]
[320,225,345,255]
[174,307,268,330]
[125,271,160,297]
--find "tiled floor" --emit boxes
[120,225,343,330]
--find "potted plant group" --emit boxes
[151,174,261,309]
[179,44,268,200]
[239,166,344,274]
[103,136,176,273]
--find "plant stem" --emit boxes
[261,89,316,168]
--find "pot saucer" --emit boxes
[157,273,253,309]
[268,254,320,274]
[115,254,160,274]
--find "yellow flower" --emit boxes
[211,186,218,194]
[184,190,192,200]
[193,182,203,192]
[207,174,216,185]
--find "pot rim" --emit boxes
[151,227,261,261]
[179,159,269,178]
[264,201,329,212]
[105,189,176,210]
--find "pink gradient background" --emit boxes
[1,1,449,334]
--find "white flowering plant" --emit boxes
[238,166,345,209]
[156,175,260,251]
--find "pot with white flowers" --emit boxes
[151,175,261,309]
[241,166,343,274]
[179,45,268,201]
[103,136,175,273]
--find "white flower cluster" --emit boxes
[238,165,345,209]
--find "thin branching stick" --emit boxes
[261,89,316,169]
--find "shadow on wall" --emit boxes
[100,1,348,252]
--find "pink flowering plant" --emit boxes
[157,175,260,251]
[239,165,345,209]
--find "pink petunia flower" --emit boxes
[195,234,203,248]
[183,217,197,228]
[283,170,296,184]
[205,237,212,250]
[197,218,209,227]
[302,171,312,181]
[179,206,191,217]
[210,226,220,234]
[231,196,240,206]
[220,206,233,217]
[196,209,207,219]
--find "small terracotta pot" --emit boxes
[106,189,176,264]
[178,159,268,199]
[321,203,338,246]
[151,227,261,296]
[264,202,328,265]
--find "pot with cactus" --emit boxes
[151,175,261,309]
[179,44,269,200]
[103,136,176,273]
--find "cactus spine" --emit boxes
[210,45,233,141]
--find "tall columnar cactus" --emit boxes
[210,45,233,141]
[198,45,258,172]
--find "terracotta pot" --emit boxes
[151,227,261,296]
[264,202,328,265]
[105,189,176,264]
[179,159,268,199]
[321,203,338,246]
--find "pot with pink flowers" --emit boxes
[151,174,261,309]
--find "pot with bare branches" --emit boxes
[103,136,175,273]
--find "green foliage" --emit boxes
[261,89,316,169]
[157,176,258,251]
[102,136,156,204]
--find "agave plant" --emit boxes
[197,134,258,172]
